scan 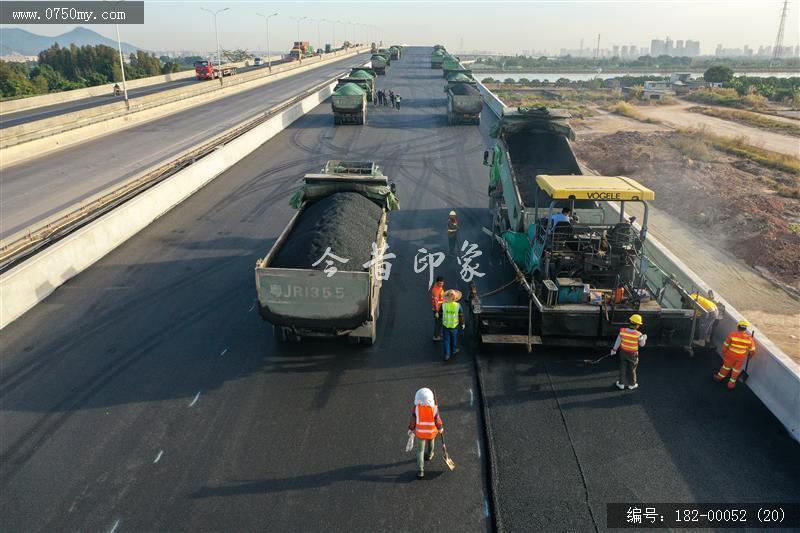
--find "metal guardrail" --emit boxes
[0,74,345,273]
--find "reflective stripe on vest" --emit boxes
[415,405,438,440]
[619,328,641,353]
[442,301,460,329]
[725,332,753,356]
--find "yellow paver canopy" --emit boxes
[535,175,655,201]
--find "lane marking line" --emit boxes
[153,450,163,464]
[468,387,474,406]
[476,439,481,458]
[189,390,201,407]
[109,520,120,533]
[219,348,228,356]
[248,299,256,312]
[483,499,490,518]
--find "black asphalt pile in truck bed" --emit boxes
[506,132,582,207]
[449,83,479,96]
[273,192,382,271]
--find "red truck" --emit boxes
[194,60,238,80]
[289,41,311,61]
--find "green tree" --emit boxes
[703,65,734,83]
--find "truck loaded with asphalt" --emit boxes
[471,108,699,352]
[330,83,369,125]
[446,81,482,125]
[371,54,388,75]
[193,60,238,80]
[255,161,399,344]
[338,69,376,102]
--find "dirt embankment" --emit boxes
[572,131,800,291]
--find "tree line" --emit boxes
[0,43,186,98]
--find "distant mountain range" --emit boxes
[0,27,142,56]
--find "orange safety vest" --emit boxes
[414,405,439,440]
[619,327,642,354]
[723,331,755,358]
[431,285,445,311]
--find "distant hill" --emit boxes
[0,27,142,56]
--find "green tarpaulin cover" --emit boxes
[334,83,365,96]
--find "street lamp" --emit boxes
[335,20,343,49]
[103,0,128,107]
[290,16,307,43]
[200,6,229,85]
[311,18,322,54]
[256,12,278,71]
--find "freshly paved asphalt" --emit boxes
[1,46,798,533]
[0,59,291,129]
[0,47,492,532]
[0,53,368,240]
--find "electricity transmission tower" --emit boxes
[771,0,789,66]
[594,34,601,61]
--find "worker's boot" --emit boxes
[614,381,626,390]
[417,470,424,479]
[627,383,639,390]
[727,380,737,390]
[713,373,725,382]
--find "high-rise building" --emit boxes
[675,40,684,56]
[620,45,629,58]
[664,36,674,55]
[650,39,665,56]
[685,40,700,57]
[612,45,619,58]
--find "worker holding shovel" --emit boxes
[407,387,444,479]
[610,314,647,390]
[715,319,756,390]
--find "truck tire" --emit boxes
[274,325,288,342]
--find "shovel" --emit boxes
[740,331,755,384]
[581,351,615,366]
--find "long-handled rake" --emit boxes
[433,389,456,471]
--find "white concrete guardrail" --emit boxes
[0,54,278,115]
[0,47,369,168]
[478,80,800,442]
[0,76,342,331]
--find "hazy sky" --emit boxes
[5,0,799,55]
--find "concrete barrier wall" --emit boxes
[479,85,800,442]
[0,55,283,115]
[1,48,368,168]
[0,81,337,330]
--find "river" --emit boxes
[473,71,800,82]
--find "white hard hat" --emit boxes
[449,210,456,216]
[414,388,435,406]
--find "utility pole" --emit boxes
[201,7,229,86]
[114,22,129,107]
[771,0,789,67]
[594,33,601,61]
[256,12,278,71]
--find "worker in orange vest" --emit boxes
[715,319,756,389]
[430,276,445,341]
[407,387,444,479]
[610,314,648,390]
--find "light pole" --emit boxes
[335,20,342,49]
[290,16,307,43]
[313,18,322,54]
[114,22,129,106]
[201,6,229,85]
[256,12,278,71]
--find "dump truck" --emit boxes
[344,69,376,101]
[193,60,237,80]
[442,57,464,78]
[289,41,311,61]
[446,69,474,83]
[389,46,401,60]
[446,82,483,125]
[370,54,388,75]
[331,83,368,125]
[255,161,399,344]
[469,108,699,353]
[377,48,392,65]
[431,49,445,69]
[433,44,446,52]
[335,76,374,103]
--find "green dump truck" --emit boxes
[370,54,388,75]
[255,161,399,345]
[389,46,401,60]
[446,82,483,125]
[442,57,463,78]
[331,83,368,125]
[431,50,445,69]
[337,70,375,102]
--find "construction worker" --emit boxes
[610,314,647,390]
[683,292,720,347]
[431,276,445,341]
[548,206,572,228]
[447,211,459,256]
[408,387,444,479]
[715,319,756,390]
[441,289,464,361]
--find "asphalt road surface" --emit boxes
[0,53,369,240]
[0,47,492,532]
[0,59,292,129]
[2,47,798,533]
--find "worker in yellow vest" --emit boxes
[408,387,444,479]
[715,319,756,390]
[610,314,648,390]
[441,289,464,361]
[683,291,720,347]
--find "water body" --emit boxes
[474,71,800,82]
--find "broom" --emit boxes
[432,389,456,471]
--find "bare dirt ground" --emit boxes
[634,102,800,157]
[573,129,800,360]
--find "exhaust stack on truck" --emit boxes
[255,161,399,344]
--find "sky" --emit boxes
[4,0,799,55]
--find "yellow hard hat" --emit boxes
[737,319,750,328]
[629,314,643,325]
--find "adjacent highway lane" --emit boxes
[0,59,292,129]
[1,47,797,532]
[0,53,369,240]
